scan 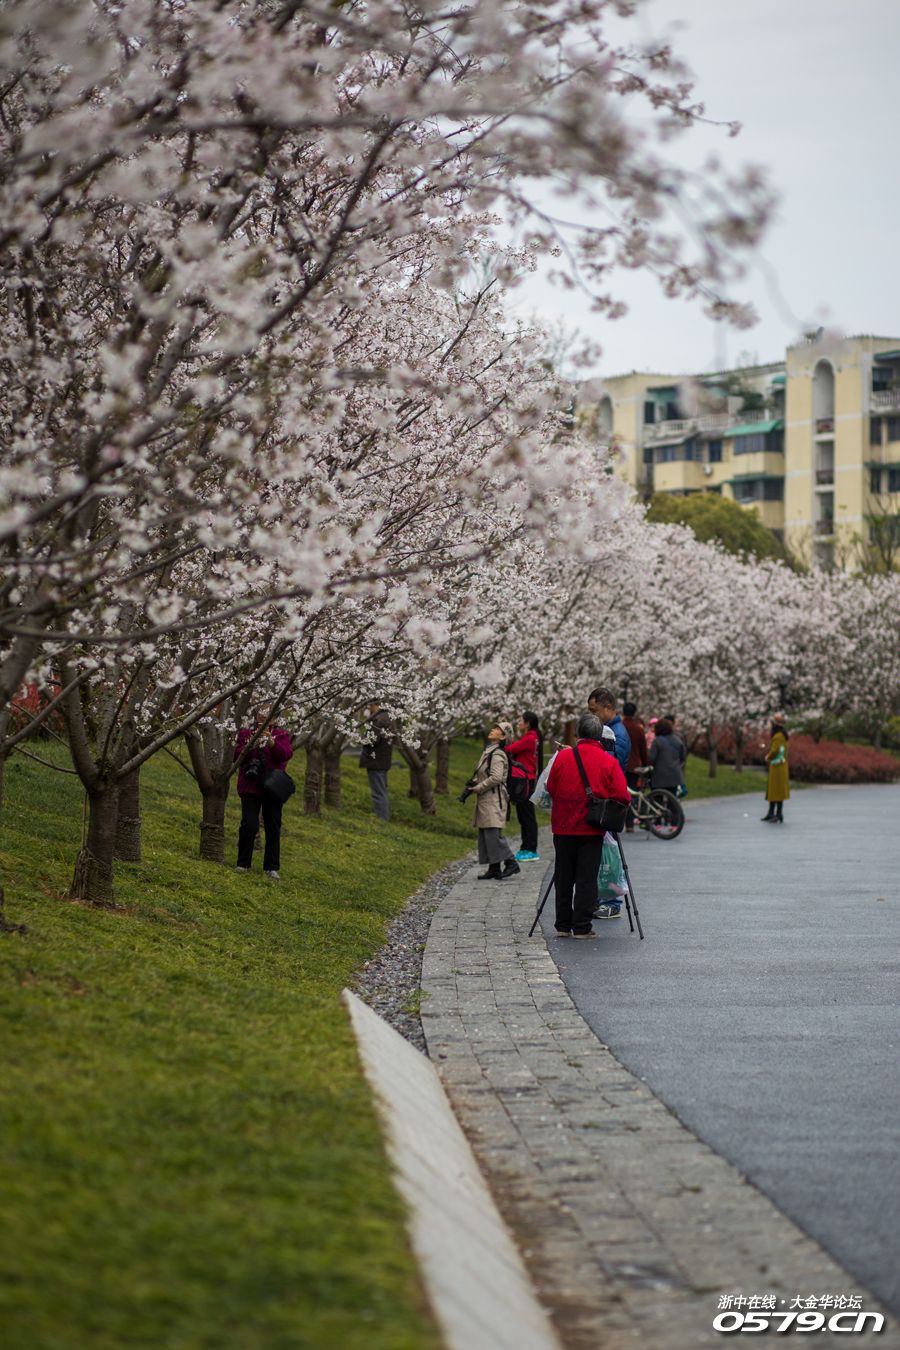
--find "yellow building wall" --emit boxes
[587,336,900,568]
[784,349,814,554]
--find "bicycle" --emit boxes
[628,766,684,839]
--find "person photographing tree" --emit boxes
[460,724,521,881]
[234,703,294,880]
[360,700,393,821]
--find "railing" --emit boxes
[644,410,773,442]
[696,413,731,433]
[815,467,834,486]
[871,388,900,411]
[815,417,834,435]
[643,418,692,442]
[814,518,835,536]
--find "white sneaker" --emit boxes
[264,870,281,881]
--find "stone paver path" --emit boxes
[422,844,900,1350]
[542,784,900,1319]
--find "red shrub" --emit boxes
[693,726,900,783]
[692,726,768,765]
[786,736,900,784]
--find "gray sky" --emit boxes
[513,0,900,376]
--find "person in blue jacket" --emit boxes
[587,687,631,773]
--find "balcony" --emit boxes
[696,413,731,434]
[814,518,835,537]
[644,418,693,443]
[653,460,708,494]
[815,417,834,436]
[644,410,777,443]
[815,467,834,486]
[871,388,900,412]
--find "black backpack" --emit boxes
[502,749,530,804]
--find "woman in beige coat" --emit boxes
[469,725,522,881]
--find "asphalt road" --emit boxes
[540,782,900,1314]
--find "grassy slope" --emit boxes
[683,753,769,799]
[0,737,761,1349]
[0,740,485,1350]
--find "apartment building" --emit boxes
[587,334,900,568]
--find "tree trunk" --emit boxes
[413,761,436,815]
[400,743,436,815]
[435,738,450,794]
[114,767,142,862]
[734,727,744,773]
[199,784,229,863]
[304,744,324,816]
[874,725,883,751]
[706,724,718,778]
[70,785,118,905]
[324,743,343,809]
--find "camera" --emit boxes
[457,779,476,804]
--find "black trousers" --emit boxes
[237,793,283,872]
[625,771,640,828]
[515,782,538,852]
[553,833,604,934]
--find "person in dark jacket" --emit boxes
[648,718,686,794]
[234,704,294,879]
[506,710,542,862]
[360,700,393,820]
[587,687,631,772]
[547,713,629,940]
[621,701,649,834]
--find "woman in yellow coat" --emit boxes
[762,715,790,823]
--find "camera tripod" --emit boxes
[528,833,645,940]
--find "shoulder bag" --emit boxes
[571,744,628,833]
[263,768,296,804]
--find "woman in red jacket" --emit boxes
[546,712,629,939]
[506,710,542,861]
[234,704,294,880]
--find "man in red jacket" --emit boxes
[546,712,629,939]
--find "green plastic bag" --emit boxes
[598,836,625,899]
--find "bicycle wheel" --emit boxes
[646,789,684,840]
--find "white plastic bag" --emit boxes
[530,750,558,809]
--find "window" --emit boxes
[732,478,783,503]
[664,400,680,420]
[733,432,767,455]
[870,417,883,446]
[707,440,723,463]
[873,366,893,393]
[643,446,653,465]
[643,401,655,424]
[871,468,883,495]
[887,417,900,443]
[889,468,900,494]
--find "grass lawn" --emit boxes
[0,738,486,1350]
[0,733,769,1349]
[683,753,770,799]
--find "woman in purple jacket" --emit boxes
[234,704,293,879]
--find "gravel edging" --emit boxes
[353,853,475,1053]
